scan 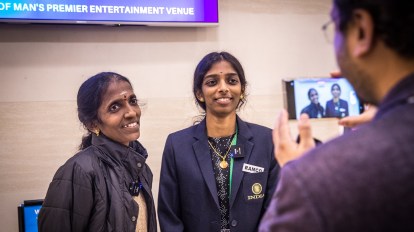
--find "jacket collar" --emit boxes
[192,115,254,208]
[376,72,414,120]
[91,134,148,179]
[192,115,254,141]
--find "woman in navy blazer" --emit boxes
[158,52,280,232]
[325,83,349,118]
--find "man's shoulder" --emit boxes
[278,112,414,230]
[286,115,414,192]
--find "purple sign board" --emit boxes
[0,0,218,26]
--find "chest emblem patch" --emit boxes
[247,183,264,200]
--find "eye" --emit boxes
[204,78,217,86]
[109,103,120,112]
[228,76,240,85]
[130,97,138,105]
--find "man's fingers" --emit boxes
[298,113,315,150]
[273,109,294,167]
[338,115,360,127]
[273,110,289,147]
[338,105,377,128]
[278,109,291,145]
[272,112,280,152]
[330,71,342,78]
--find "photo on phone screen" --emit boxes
[283,77,364,120]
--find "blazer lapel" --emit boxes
[230,116,254,207]
[193,119,220,208]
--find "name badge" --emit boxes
[242,163,264,173]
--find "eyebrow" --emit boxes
[107,94,136,105]
[204,72,238,79]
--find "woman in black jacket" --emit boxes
[300,88,324,118]
[38,72,157,232]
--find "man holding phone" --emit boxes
[260,0,414,231]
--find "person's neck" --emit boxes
[365,43,414,103]
[378,61,414,101]
[206,113,237,138]
[333,98,339,103]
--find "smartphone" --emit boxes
[283,77,364,120]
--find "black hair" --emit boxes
[334,0,414,58]
[193,51,247,111]
[77,72,132,150]
[308,88,318,100]
[331,83,341,92]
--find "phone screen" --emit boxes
[283,77,364,120]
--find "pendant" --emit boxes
[220,160,229,169]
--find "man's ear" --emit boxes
[351,9,375,57]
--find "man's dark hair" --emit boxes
[334,0,414,58]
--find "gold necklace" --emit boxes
[208,140,233,169]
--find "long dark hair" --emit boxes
[193,51,248,112]
[307,88,318,100]
[77,72,132,150]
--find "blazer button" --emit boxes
[137,162,142,168]
[131,216,136,222]
[231,219,238,227]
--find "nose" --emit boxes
[125,104,141,118]
[218,79,229,93]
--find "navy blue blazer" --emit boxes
[158,116,280,232]
[300,103,324,118]
[325,99,349,118]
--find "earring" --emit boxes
[93,129,100,136]
[240,94,244,100]
[199,98,204,102]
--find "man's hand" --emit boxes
[338,104,377,128]
[273,110,316,167]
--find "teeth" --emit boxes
[123,122,137,128]
[217,98,231,103]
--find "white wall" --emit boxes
[0,0,340,231]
